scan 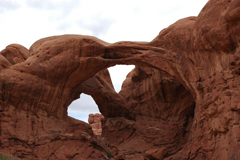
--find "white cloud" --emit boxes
[76,17,116,37]
[0,0,21,13]
[0,0,209,49]
[108,65,135,92]
[25,0,80,12]
[68,111,91,123]
[68,94,99,123]
[68,94,99,113]
[25,0,57,10]
[0,0,209,122]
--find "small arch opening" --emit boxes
[108,65,135,93]
[67,93,100,123]
[67,65,135,123]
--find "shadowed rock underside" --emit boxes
[0,0,240,159]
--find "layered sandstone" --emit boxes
[88,113,104,137]
[0,0,239,159]
[101,66,195,158]
[0,44,108,160]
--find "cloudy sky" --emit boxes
[0,0,209,122]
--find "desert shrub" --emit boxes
[0,153,21,160]
[106,151,112,158]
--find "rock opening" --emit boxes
[67,65,134,123]
[108,65,135,93]
[68,93,100,123]
[1,1,240,158]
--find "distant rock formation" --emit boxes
[88,113,104,137]
[0,0,240,159]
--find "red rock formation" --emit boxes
[88,113,104,137]
[101,66,195,158]
[0,44,29,65]
[0,44,108,160]
[0,0,239,159]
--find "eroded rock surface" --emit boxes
[0,0,240,159]
[88,113,104,137]
[101,67,195,158]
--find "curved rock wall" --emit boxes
[102,66,195,158]
[120,66,195,120]
[0,0,240,159]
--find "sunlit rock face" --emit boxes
[0,0,240,159]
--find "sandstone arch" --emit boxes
[0,33,199,119]
[0,34,197,159]
[0,0,240,159]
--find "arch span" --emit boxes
[0,34,199,119]
[1,1,240,158]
